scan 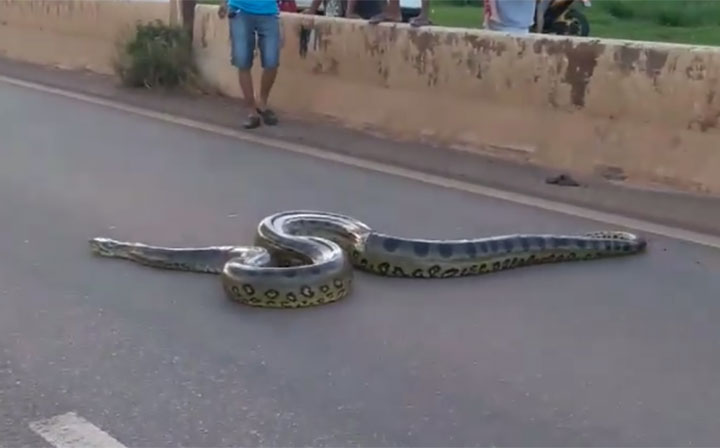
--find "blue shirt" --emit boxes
[228,0,279,15]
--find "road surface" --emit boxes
[1,79,720,447]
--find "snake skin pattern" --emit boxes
[89,210,647,308]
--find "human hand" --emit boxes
[218,3,228,19]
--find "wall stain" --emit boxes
[199,13,208,48]
[534,38,604,108]
[408,29,440,86]
[298,25,310,58]
[312,57,339,76]
[464,34,507,56]
[686,56,706,81]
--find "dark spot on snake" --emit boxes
[317,297,326,304]
[377,262,390,275]
[502,239,514,252]
[510,257,519,267]
[249,297,261,303]
[441,268,459,278]
[469,265,480,274]
[265,289,279,299]
[382,237,402,252]
[392,266,407,277]
[622,244,632,252]
[488,240,499,252]
[492,261,501,271]
[567,252,577,260]
[555,254,565,262]
[242,284,255,295]
[437,244,454,258]
[464,242,477,257]
[460,267,469,276]
[286,292,298,302]
[413,242,430,257]
[300,286,315,298]
[428,265,441,277]
[280,301,290,308]
[528,255,537,263]
[230,286,241,296]
[412,269,425,278]
[301,300,309,305]
[351,249,360,259]
[520,237,530,251]
[327,292,335,300]
[360,258,368,266]
[502,259,511,268]
[333,279,344,288]
[320,285,330,293]
[479,263,487,272]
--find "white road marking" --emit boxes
[28,412,127,448]
[2,74,720,250]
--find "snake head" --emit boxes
[89,237,124,257]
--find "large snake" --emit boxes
[89,210,647,308]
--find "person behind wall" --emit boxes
[366,0,432,27]
[483,0,537,34]
[218,0,282,129]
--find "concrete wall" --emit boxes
[193,6,720,195]
[1,0,718,194]
[0,0,173,74]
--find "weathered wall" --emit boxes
[0,0,173,74]
[194,6,720,194]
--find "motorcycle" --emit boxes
[533,0,591,37]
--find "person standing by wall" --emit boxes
[218,0,281,129]
[483,0,537,34]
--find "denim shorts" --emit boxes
[229,10,280,70]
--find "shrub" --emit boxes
[114,20,196,89]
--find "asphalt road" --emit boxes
[2,80,720,447]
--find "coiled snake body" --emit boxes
[89,210,647,308]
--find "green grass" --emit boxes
[429,0,720,46]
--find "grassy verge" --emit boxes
[431,0,720,46]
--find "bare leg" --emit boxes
[345,0,360,18]
[237,69,261,128]
[258,68,278,111]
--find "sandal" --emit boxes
[410,16,433,27]
[368,13,402,25]
[257,108,278,126]
[243,114,262,129]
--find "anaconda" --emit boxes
[89,210,647,308]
